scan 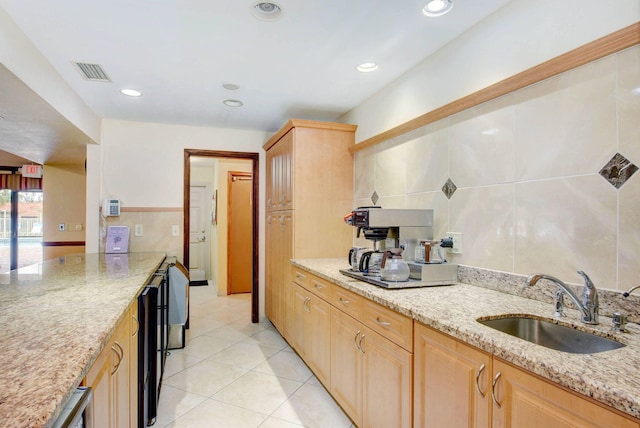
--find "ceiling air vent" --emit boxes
[73,62,111,82]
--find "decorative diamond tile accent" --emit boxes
[371,191,379,205]
[599,153,638,189]
[442,178,457,199]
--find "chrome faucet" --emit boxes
[623,285,640,297]
[527,270,599,325]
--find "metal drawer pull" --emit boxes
[375,317,391,327]
[358,334,366,354]
[475,363,486,398]
[314,283,325,290]
[339,297,350,305]
[354,330,361,351]
[111,342,124,375]
[132,315,140,336]
[491,371,502,408]
[304,297,311,312]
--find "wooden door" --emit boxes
[362,327,412,428]
[492,359,638,428]
[306,293,332,387]
[330,307,364,426]
[227,172,252,294]
[189,186,208,282]
[414,323,491,428]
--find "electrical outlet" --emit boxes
[446,232,463,254]
[172,225,180,236]
[135,224,143,237]
[58,223,65,231]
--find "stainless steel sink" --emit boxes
[478,316,625,354]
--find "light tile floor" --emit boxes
[156,285,354,428]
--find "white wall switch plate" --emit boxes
[172,225,180,236]
[135,224,143,236]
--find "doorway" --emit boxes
[184,150,259,323]
[0,189,43,273]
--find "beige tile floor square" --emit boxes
[156,285,355,428]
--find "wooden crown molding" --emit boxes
[349,22,640,154]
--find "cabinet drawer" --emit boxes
[307,276,333,301]
[331,286,363,320]
[362,301,413,352]
[292,268,309,288]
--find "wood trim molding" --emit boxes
[120,207,182,212]
[41,241,86,247]
[349,22,640,154]
[263,118,358,151]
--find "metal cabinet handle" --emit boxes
[267,215,272,224]
[303,297,311,312]
[132,315,140,336]
[491,371,502,408]
[375,317,391,327]
[339,297,350,305]
[475,363,486,398]
[353,330,361,351]
[111,342,124,375]
[314,283,325,290]
[358,334,366,354]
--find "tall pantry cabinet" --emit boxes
[264,119,356,336]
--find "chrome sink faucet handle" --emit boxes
[527,271,599,325]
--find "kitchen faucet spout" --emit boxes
[527,271,599,325]
[623,284,640,298]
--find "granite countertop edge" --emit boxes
[0,252,167,428]
[291,258,640,420]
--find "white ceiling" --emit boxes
[0,0,511,165]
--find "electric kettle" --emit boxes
[380,248,410,282]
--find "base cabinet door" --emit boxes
[330,308,364,426]
[414,323,491,428]
[290,283,331,386]
[492,359,639,428]
[331,307,412,428]
[85,311,134,428]
[362,325,412,428]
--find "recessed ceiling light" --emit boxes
[223,99,243,107]
[423,0,453,17]
[222,82,240,90]
[120,88,142,97]
[250,1,283,21]
[357,62,379,73]
[632,86,640,95]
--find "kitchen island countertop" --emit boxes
[292,258,640,420]
[0,252,166,428]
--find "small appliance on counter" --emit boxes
[341,207,459,289]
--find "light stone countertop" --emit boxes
[292,258,640,421]
[0,252,166,428]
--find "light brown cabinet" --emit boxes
[414,322,491,428]
[85,302,137,428]
[290,279,332,386]
[415,322,640,428]
[264,119,356,337]
[492,359,639,428]
[330,286,413,428]
[265,211,293,333]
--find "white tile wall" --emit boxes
[354,45,640,291]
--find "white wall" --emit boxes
[340,0,640,142]
[96,119,269,317]
[0,6,100,143]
